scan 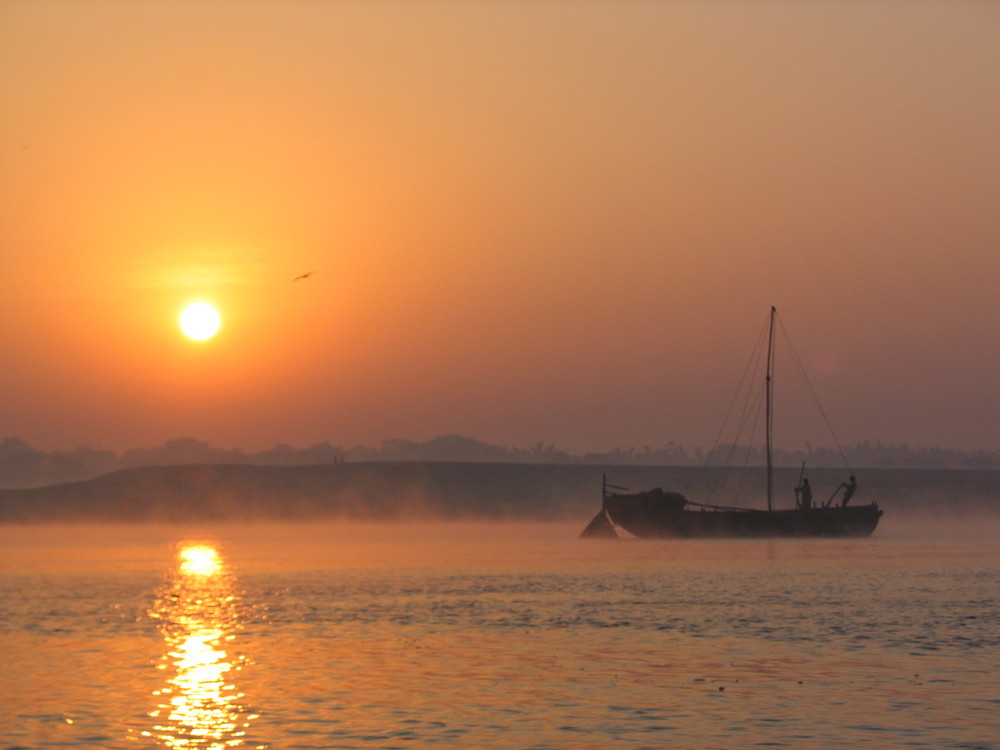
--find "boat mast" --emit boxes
[765,306,776,512]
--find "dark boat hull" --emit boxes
[604,493,882,538]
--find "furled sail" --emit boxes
[579,509,618,538]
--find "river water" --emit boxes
[1,520,997,749]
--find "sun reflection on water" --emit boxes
[178,545,223,577]
[143,542,262,749]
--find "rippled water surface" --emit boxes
[2,521,998,749]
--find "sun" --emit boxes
[179,302,221,341]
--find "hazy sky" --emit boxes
[2,1,998,455]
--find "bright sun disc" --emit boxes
[180,302,221,340]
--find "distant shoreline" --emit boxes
[1,461,998,524]
[4,434,1000,491]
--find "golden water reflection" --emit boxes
[144,542,260,749]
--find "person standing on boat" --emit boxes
[796,477,813,510]
[839,475,857,507]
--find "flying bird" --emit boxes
[292,271,317,281]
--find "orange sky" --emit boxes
[1,1,998,455]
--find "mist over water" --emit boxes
[2,518,997,749]
[4,462,999,527]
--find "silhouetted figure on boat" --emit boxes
[839,475,857,507]
[795,477,813,510]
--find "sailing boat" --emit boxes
[583,307,883,538]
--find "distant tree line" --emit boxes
[1,434,999,489]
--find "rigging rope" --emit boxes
[697,312,770,507]
[774,312,853,474]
